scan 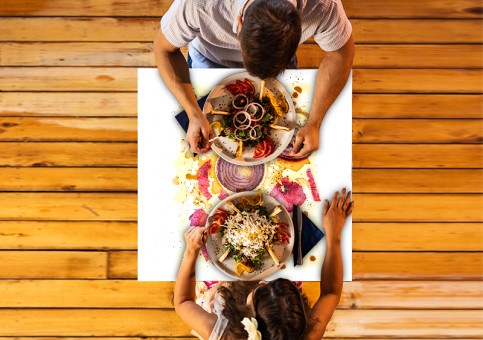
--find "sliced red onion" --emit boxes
[269,177,306,212]
[249,125,262,140]
[306,168,321,201]
[189,209,208,226]
[233,111,251,129]
[232,94,248,109]
[216,158,265,192]
[234,128,250,141]
[198,160,212,199]
[278,142,311,161]
[245,102,265,122]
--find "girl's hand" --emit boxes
[322,188,353,242]
[184,225,208,255]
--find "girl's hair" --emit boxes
[217,279,309,339]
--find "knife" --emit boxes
[295,205,303,265]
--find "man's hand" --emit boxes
[322,188,353,242]
[184,225,208,255]
[290,122,319,158]
[187,114,214,153]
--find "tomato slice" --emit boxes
[243,78,255,96]
[225,84,239,96]
[208,223,221,234]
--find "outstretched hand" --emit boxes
[187,115,214,153]
[322,188,353,241]
[290,123,319,158]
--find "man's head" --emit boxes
[239,0,301,79]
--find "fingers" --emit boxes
[200,127,213,150]
[291,144,312,158]
[339,188,346,207]
[290,133,304,156]
[323,199,329,216]
[331,191,339,209]
[346,201,354,216]
[343,191,351,210]
[188,134,203,153]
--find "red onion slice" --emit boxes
[269,177,306,212]
[189,209,208,226]
[278,142,311,161]
[306,168,321,201]
[232,94,248,109]
[198,160,212,199]
[245,102,265,122]
[233,111,251,129]
[215,158,265,192]
[234,128,251,141]
[249,125,262,140]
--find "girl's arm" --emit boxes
[305,189,353,340]
[174,226,217,339]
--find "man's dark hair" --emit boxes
[240,0,302,79]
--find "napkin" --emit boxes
[292,206,325,266]
[175,94,209,133]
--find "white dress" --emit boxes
[192,282,229,340]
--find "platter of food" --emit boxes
[204,191,294,280]
[203,72,296,166]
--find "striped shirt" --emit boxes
[161,0,352,68]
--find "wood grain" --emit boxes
[0,251,106,279]
[353,94,483,118]
[0,0,481,18]
[353,144,482,168]
[0,117,137,141]
[353,194,483,222]
[2,68,482,93]
[353,169,483,193]
[2,18,481,43]
[0,193,137,221]
[109,250,483,280]
[353,69,483,93]
[0,142,137,167]
[0,221,137,249]
[0,92,137,117]
[0,280,481,309]
[2,43,481,69]
[353,252,482,280]
[353,223,483,251]
[353,119,483,143]
[0,309,479,337]
[0,168,137,191]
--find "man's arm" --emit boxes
[291,35,354,157]
[153,30,213,153]
[305,189,353,339]
[174,226,217,338]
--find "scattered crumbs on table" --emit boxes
[281,264,287,270]
[294,86,302,93]
[303,211,309,216]
[310,256,316,262]
[292,92,298,98]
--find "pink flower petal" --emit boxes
[270,177,306,212]
[218,188,229,200]
[306,168,321,201]
[198,160,212,200]
[189,208,208,227]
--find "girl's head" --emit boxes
[250,278,308,339]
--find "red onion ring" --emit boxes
[233,111,251,129]
[278,142,311,161]
[232,94,248,109]
[249,125,262,140]
[234,128,250,141]
[244,102,265,122]
[215,158,265,192]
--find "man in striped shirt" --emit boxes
[154,0,354,156]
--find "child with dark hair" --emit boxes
[174,189,353,339]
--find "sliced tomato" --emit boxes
[276,222,289,230]
[253,140,267,158]
[208,223,221,234]
[243,78,255,96]
[225,84,239,96]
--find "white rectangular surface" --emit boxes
[138,68,352,281]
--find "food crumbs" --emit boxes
[281,264,286,270]
[303,211,308,216]
[310,256,316,261]
[294,86,302,93]
[172,176,179,185]
[292,92,298,98]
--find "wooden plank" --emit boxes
[0,142,137,167]
[109,250,483,280]
[0,168,137,191]
[0,251,106,279]
[2,68,482,93]
[353,94,483,119]
[0,118,137,141]
[0,309,479,337]
[2,18,481,43]
[353,223,483,251]
[0,193,137,221]
[353,170,483,193]
[352,19,483,43]
[0,280,481,309]
[0,0,481,18]
[108,251,138,279]
[353,144,482,168]
[2,43,482,69]
[0,221,136,249]
[353,69,483,93]
[353,119,483,143]
[354,194,483,222]
[0,67,137,92]
[0,92,137,117]
[354,252,482,280]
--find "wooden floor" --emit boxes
[0,0,482,338]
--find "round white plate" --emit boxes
[203,71,296,166]
[205,191,294,280]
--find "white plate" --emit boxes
[203,71,296,166]
[205,191,294,280]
